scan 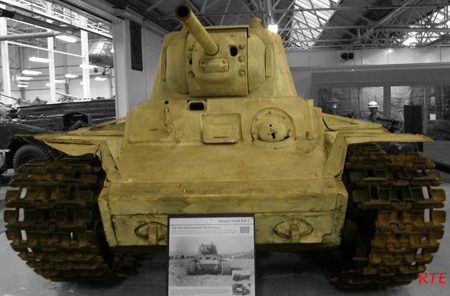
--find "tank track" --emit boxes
[321,143,446,291]
[3,158,136,285]
[221,260,231,275]
[186,260,196,275]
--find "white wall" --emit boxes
[127,27,163,111]
[113,19,164,118]
[287,47,450,101]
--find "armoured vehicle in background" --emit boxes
[0,101,10,120]
[186,243,231,275]
[0,98,115,175]
[0,122,52,175]
[4,4,446,290]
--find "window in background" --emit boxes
[317,86,384,121]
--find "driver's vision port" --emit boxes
[188,101,206,111]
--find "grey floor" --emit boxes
[1,169,449,296]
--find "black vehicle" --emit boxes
[0,101,11,121]
[0,113,91,174]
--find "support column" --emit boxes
[19,47,26,102]
[81,18,91,99]
[47,35,56,103]
[63,44,69,95]
[46,3,56,103]
[112,18,130,118]
[0,14,12,104]
[109,68,114,98]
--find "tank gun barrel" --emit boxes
[174,4,219,56]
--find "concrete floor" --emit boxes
[1,169,449,296]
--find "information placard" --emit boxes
[167,214,255,296]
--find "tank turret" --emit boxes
[149,4,297,98]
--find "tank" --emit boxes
[4,4,446,290]
[186,243,231,275]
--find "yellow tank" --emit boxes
[4,4,446,290]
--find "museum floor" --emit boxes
[1,169,449,296]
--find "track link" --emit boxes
[321,143,446,291]
[3,158,136,285]
[221,260,231,275]
[186,260,196,275]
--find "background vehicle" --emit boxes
[0,122,52,175]
[3,4,446,290]
[0,101,11,120]
[0,98,115,174]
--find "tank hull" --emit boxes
[101,175,347,252]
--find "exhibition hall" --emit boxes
[1,0,449,295]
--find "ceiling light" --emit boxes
[55,35,78,43]
[16,76,33,81]
[79,64,97,69]
[17,84,29,88]
[80,82,84,85]
[22,70,42,75]
[46,80,65,86]
[65,73,78,78]
[29,57,51,63]
[268,24,278,33]
[95,77,107,81]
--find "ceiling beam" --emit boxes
[272,4,449,13]
[278,25,450,31]
[0,31,63,41]
[159,4,449,19]
[144,0,166,13]
[220,0,232,26]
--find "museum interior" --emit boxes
[1,0,450,295]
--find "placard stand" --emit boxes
[167,213,256,296]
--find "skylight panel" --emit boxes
[289,0,342,49]
[405,6,449,47]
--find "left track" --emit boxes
[3,158,136,285]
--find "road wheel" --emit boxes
[13,144,52,170]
